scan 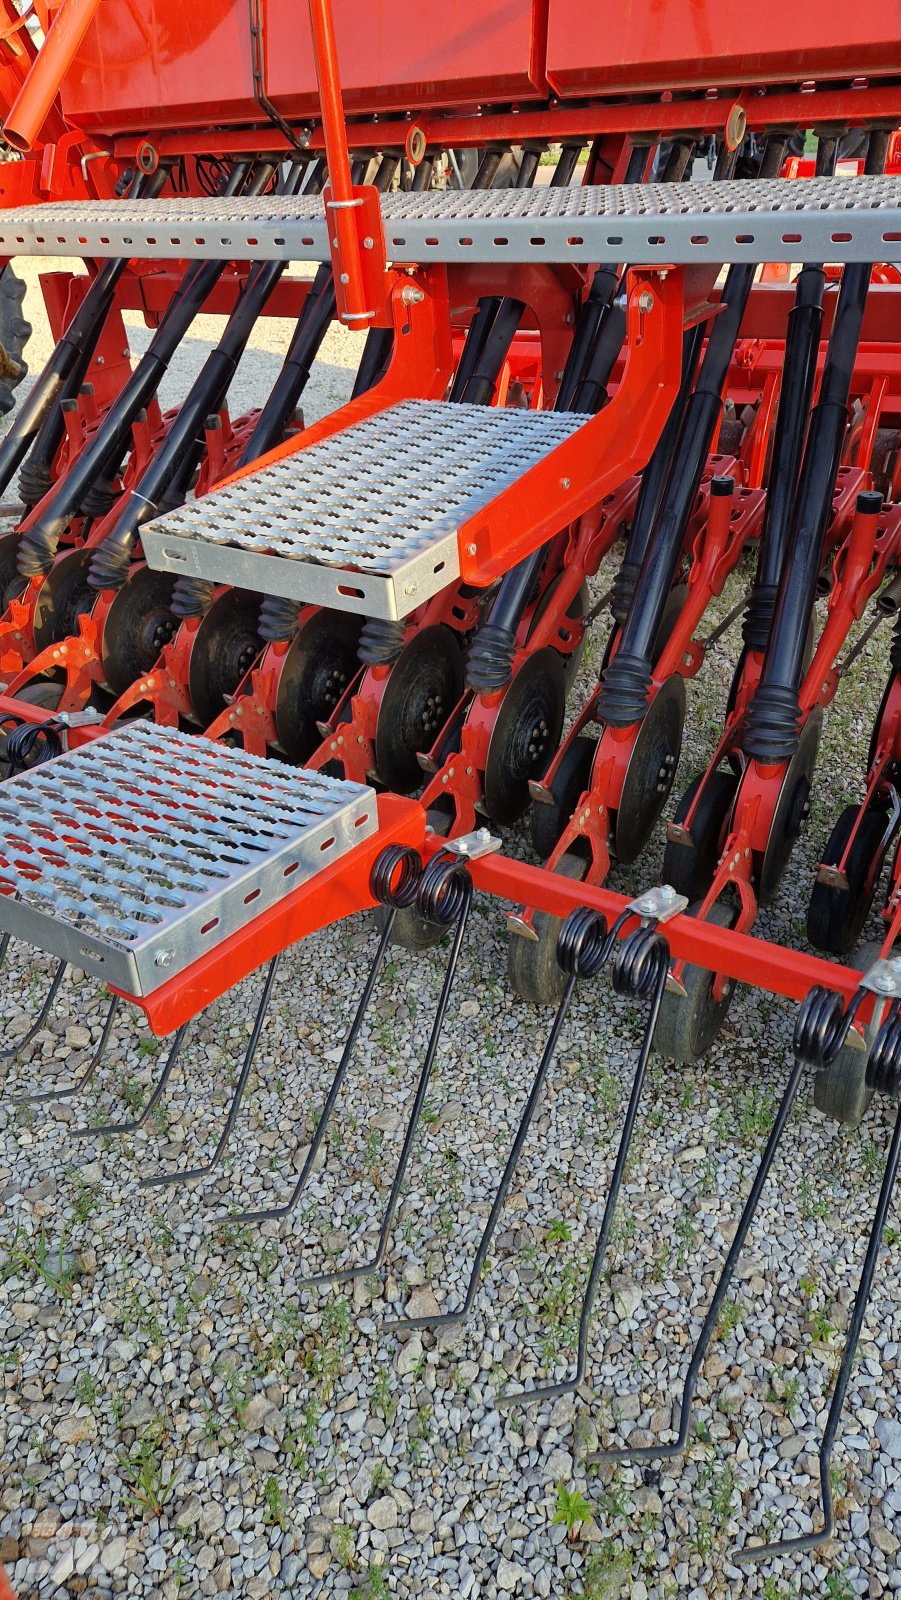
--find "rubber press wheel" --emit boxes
[482,648,567,825]
[507,850,587,1006]
[653,901,738,1065]
[812,940,880,1127]
[807,805,891,956]
[662,769,739,904]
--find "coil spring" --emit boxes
[794,984,865,1068]
[370,844,422,910]
[416,852,472,927]
[358,617,405,668]
[611,923,670,1001]
[867,1002,901,1096]
[4,718,63,773]
[890,612,901,676]
[555,906,609,980]
[465,622,517,694]
[258,594,302,644]
[171,577,215,619]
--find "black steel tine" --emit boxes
[388,972,579,1334]
[220,911,399,1224]
[294,868,474,1292]
[72,1022,190,1137]
[590,984,864,1466]
[0,959,67,1059]
[15,994,121,1103]
[736,1058,901,1560]
[142,955,281,1189]
[503,929,669,1405]
[591,1051,806,1464]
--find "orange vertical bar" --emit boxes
[3,0,101,151]
[306,0,373,323]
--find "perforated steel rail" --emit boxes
[141,400,590,619]
[0,176,898,263]
[0,723,377,994]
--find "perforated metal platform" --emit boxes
[0,723,377,995]
[141,400,589,619]
[0,176,897,264]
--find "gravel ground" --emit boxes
[1,262,900,1600]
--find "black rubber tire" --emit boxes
[813,941,880,1127]
[653,901,737,1065]
[807,805,890,956]
[531,735,597,861]
[0,265,30,416]
[662,770,739,903]
[507,851,587,1006]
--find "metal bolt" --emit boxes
[402,285,425,305]
[638,291,655,313]
[876,973,895,994]
[363,236,374,249]
[561,477,571,490]
[154,951,173,969]
[340,273,349,284]
[467,542,477,556]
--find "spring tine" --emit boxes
[295,868,474,1292]
[143,956,281,1189]
[72,1022,190,1138]
[503,933,669,1405]
[591,1050,805,1464]
[389,972,580,1334]
[736,1097,901,1562]
[15,995,120,1104]
[0,960,67,1060]
[221,911,398,1224]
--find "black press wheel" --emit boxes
[812,941,881,1127]
[807,805,891,956]
[653,901,738,1065]
[0,265,31,416]
[662,769,739,903]
[507,851,587,1006]
[530,734,597,861]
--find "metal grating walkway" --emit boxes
[0,722,377,995]
[141,400,590,619]
[0,176,897,264]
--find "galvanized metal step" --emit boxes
[0,176,897,264]
[0,722,377,996]
[141,400,589,620]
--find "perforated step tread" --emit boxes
[0,722,377,996]
[141,400,589,619]
[0,175,896,264]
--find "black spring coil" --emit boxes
[370,844,423,910]
[171,577,215,619]
[258,594,302,644]
[555,906,609,980]
[416,852,472,926]
[867,1001,901,1096]
[465,622,517,694]
[4,718,63,773]
[794,984,866,1068]
[890,611,901,677]
[611,923,670,1000]
[358,617,406,668]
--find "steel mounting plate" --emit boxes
[0,176,897,264]
[0,722,377,997]
[142,401,589,621]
